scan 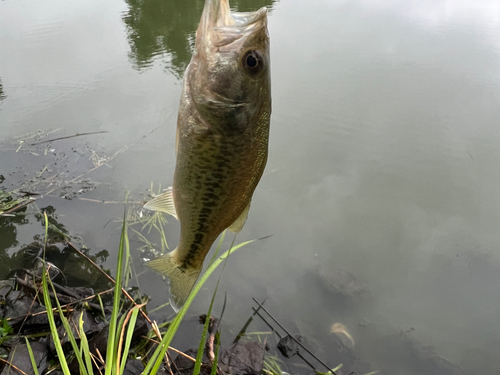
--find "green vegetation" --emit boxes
[0,319,13,346]
[0,189,34,217]
[28,207,253,374]
[263,354,285,375]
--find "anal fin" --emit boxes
[227,201,251,233]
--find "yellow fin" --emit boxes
[330,322,355,348]
[144,187,177,219]
[227,201,251,233]
[147,249,200,312]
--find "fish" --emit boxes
[144,0,271,312]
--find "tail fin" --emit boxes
[147,249,201,312]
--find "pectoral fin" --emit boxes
[227,201,251,233]
[144,187,178,219]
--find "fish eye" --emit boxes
[242,50,263,76]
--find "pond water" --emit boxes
[2,0,500,373]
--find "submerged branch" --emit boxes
[30,131,109,146]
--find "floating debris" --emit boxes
[330,323,355,349]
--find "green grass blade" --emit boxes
[96,293,106,319]
[123,218,132,288]
[264,354,285,375]
[143,238,254,375]
[42,212,71,375]
[193,282,220,375]
[46,277,89,375]
[79,313,94,375]
[105,208,128,375]
[315,363,343,375]
[119,306,141,374]
[209,293,226,375]
[148,301,170,314]
[208,231,226,266]
[24,338,40,375]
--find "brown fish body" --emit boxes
[145,0,271,311]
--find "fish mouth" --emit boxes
[232,7,268,28]
[199,0,234,30]
[197,0,268,48]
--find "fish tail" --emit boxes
[147,249,201,312]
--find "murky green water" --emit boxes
[2,0,500,373]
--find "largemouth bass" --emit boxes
[144,0,271,312]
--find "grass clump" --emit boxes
[33,208,252,375]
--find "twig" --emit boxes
[233,298,266,343]
[15,276,104,312]
[95,348,106,369]
[142,335,196,362]
[30,131,109,145]
[8,288,114,322]
[74,197,123,204]
[165,351,178,375]
[116,303,147,372]
[23,269,78,299]
[65,241,151,322]
[2,198,36,214]
[16,274,42,336]
[44,126,161,196]
[252,298,336,374]
[0,358,29,375]
[16,277,74,305]
[150,321,172,366]
[90,351,104,375]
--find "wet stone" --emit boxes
[219,341,266,374]
[122,359,144,375]
[277,335,301,358]
[0,342,48,375]
[173,316,266,375]
[49,308,107,353]
[309,264,373,317]
[2,289,47,327]
[315,264,370,299]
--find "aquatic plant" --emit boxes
[0,189,34,217]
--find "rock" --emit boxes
[0,342,48,375]
[316,265,370,300]
[277,335,302,358]
[122,359,144,375]
[219,341,266,374]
